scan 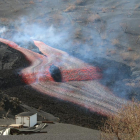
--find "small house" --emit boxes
[15,112,37,127]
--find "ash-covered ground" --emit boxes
[0,0,140,130]
[0,48,106,130]
[0,42,108,130]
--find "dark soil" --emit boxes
[0,39,137,130]
[0,43,107,130]
[0,0,140,131]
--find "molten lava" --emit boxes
[0,38,102,84]
[0,38,130,116]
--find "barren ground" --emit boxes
[0,0,140,133]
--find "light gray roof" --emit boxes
[16,112,35,117]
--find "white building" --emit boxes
[15,112,37,127]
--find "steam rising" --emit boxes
[0,0,139,100]
[0,27,7,34]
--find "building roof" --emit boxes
[16,112,35,117]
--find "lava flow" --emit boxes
[0,38,130,116]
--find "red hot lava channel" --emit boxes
[0,38,130,117]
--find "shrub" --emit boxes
[100,98,140,140]
[29,1,34,4]
[76,0,86,6]
[64,5,76,12]
[87,14,101,23]
[111,39,120,46]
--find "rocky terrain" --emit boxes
[0,42,107,129]
[0,0,140,131]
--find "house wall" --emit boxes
[23,116,30,127]
[30,113,37,127]
[15,116,21,124]
[15,116,30,127]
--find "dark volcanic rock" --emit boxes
[49,64,62,82]
[0,42,30,70]
[0,0,140,131]
[0,39,138,129]
[0,93,24,118]
[0,41,107,129]
[0,42,30,89]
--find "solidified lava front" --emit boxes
[49,65,62,82]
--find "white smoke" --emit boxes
[0,27,7,34]
[0,0,138,100]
